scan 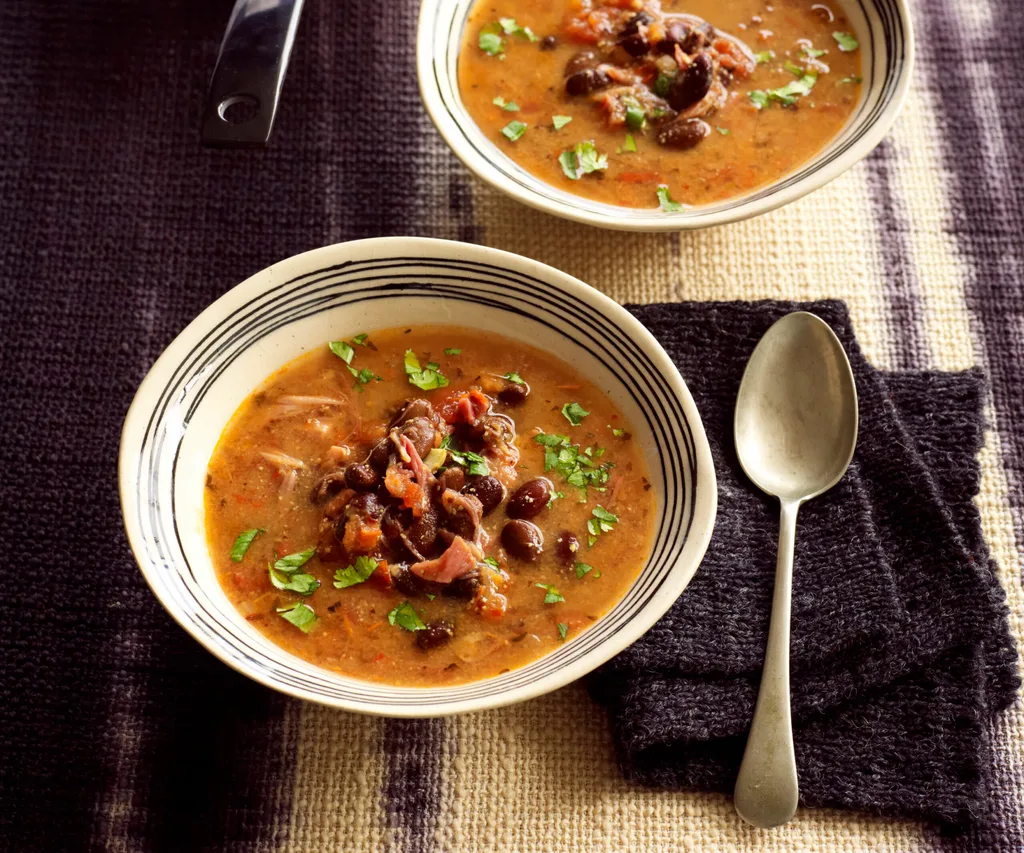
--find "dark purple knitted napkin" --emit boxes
[590,301,1019,831]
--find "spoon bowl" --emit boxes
[735,312,859,503]
[732,312,859,828]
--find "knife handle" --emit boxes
[200,0,305,148]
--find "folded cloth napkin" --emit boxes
[590,301,1020,832]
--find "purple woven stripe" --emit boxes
[383,719,447,853]
[920,0,1024,850]
[864,137,927,368]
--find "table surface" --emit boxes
[1,0,1021,851]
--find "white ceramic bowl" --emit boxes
[119,237,717,716]
[417,0,914,231]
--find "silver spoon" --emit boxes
[732,312,859,828]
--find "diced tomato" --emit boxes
[402,481,424,514]
[441,388,489,425]
[369,560,394,590]
[617,170,661,184]
[342,513,381,554]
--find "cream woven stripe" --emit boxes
[283,0,1024,845]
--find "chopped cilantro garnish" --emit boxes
[499,17,538,41]
[561,402,589,426]
[716,127,731,136]
[277,602,317,633]
[404,349,449,391]
[748,90,769,110]
[444,347,461,355]
[547,490,565,509]
[501,120,527,142]
[802,46,827,58]
[768,72,818,105]
[839,75,863,84]
[274,548,316,571]
[492,96,520,111]
[559,140,608,180]
[653,73,674,97]
[426,593,436,601]
[483,556,501,569]
[558,623,568,640]
[784,60,804,76]
[587,506,618,546]
[230,528,264,562]
[535,583,564,604]
[350,367,380,388]
[754,50,774,64]
[611,427,625,438]
[552,115,573,130]
[504,371,525,385]
[329,340,354,364]
[352,333,369,346]
[656,185,684,212]
[533,431,613,498]
[624,103,646,130]
[388,601,426,632]
[443,436,490,476]
[479,30,503,55]
[833,31,859,51]
[620,133,637,153]
[575,561,596,579]
[333,555,379,589]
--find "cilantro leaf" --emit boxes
[754,50,773,64]
[620,133,637,153]
[784,60,804,76]
[611,427,625,438]
[561,402,589,426]
[587,506,619,546]
[748,90,769,110]
[716,126,731,136]
[533,431,612,498]
[656,185,684,212]
[483,556,501,569]
[277,602,317,633]
[444,347,461,355]
[504,371,525,385]
[558,623,568,640]
[624,103,646,130]
[575,561,596,579]
[388,601,426,632]
[653,73,674,96]
[404,349,449,391]
[501,120,527,142]
[802,46,827,58]
[230,528,264,562]
[333,555,379,589]
[353,333,369,346]
[552,115,573,130]
[479,30,503,55]
[498,17,537,41]
[833,31,859,51]
[535,583,564,604]
[274,548,316,571]
[559,141,608,180]
[445,438,490,476]
[839,75,863,84]
[269,566,320,595]
[493,96,520,111]
[329,340,354,364]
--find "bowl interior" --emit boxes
[417,0,913,230]
[120,239,716,715]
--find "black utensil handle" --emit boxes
[200,0,306,148]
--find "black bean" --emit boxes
[345,462,379,491]
[621,10,653,36]
[401,417,438,458]
[656,20,691,53]
[416,619,455,650]
[443,569,480,600]
[388,399,434,429]
[619,32,649,57]
[501,520,544,563]
[407,508,439,554]
[540,35,558,50]
[444,506,477,540]
[310,470,348,503]
[555,531,582,567]
[392,564,425,597]
[369,439,391,472]
[381,506,406,540]
[463,476,505,515]
[497,380,530,406]
[564,50,599,77]
[667,53,713,112]
[565,68,610,97]
[439,466,466,492]
[506,477,553,520]
[657,117,711,150]
[682,22,715,54]
[347,492,384,520]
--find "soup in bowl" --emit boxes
[119,237,717,715]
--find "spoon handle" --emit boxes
[734,498,800,828]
